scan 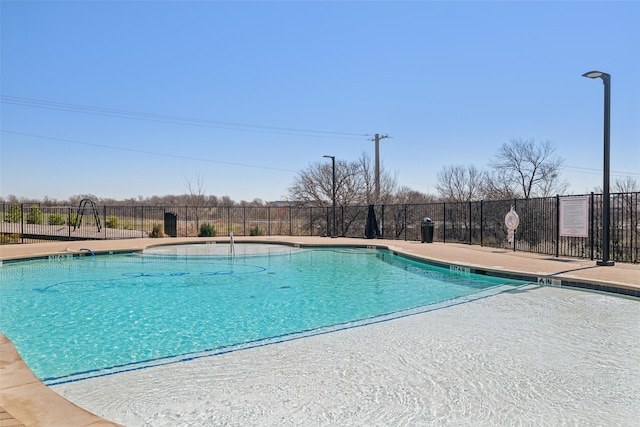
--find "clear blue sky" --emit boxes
[1,1,639,203]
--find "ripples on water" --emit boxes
[1,245,520,382]
[54,285,640,426]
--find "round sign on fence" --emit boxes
[505,207,519,244]
[505,207,519,231]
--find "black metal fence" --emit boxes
[1,192,638,263]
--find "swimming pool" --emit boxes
[0,243,526,384]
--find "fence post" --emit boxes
[589,192,594,260]
[555,194,560,258]
[480,200,484,247]
[468,201,472,245]
[224,206,228,236]
[326,207,330,237]
[404,204,408,241]
[442,202,446,243]
[103,206,107,240]
[631,193,640,262]
[380,204,385,238]
[513,199,517,252]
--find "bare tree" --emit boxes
[436,164,484,202]
[219,196,234,207]
[613,176,639,193]
[288,158,355,206]
[68,194,100,207]
[390,186,436,204]
[481,169,518,201]
[490,138,568,199]
[357,152,398,205]
[337,160,367,206]
[184,173,210,233]
[238,198,264,206]
[184,173,207,207]
[287,152,397,207]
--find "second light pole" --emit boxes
[323,155,337,238]
[583,70,614,266]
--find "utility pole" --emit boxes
[371,133,390,202]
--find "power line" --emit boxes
[562,165,640,176]
[0,95,369,140]
[1,130,298,173]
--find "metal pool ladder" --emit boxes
[230,232,236,257]
[73,198,102,232]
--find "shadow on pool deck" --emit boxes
[1,236,638,426]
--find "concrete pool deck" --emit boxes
[1,237,638,426]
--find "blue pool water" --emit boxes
[0,244,525,384]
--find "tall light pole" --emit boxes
[323,155,337,238]
[583,70,614,266]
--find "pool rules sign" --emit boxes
[559,196,589,238]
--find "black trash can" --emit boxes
[164,211,178,237]
[421,217,434,243]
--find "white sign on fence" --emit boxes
[559,196,589,237]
